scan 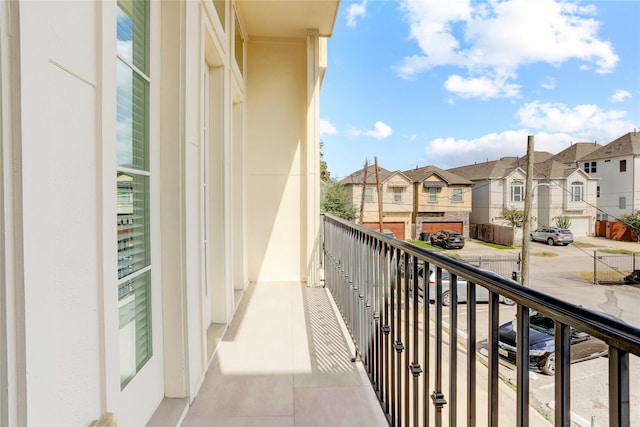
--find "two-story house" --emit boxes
[448,154,597,236]
[402,165,473,238]
[340,165,413,239]
[573,132,640,220]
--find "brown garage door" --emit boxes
[363,222,405,240]
[421,222,463,235]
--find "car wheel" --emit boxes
[541,353,555,375]
[442,290,451,306]
[529,234,534,241]
[502,297,515,306]
[547,238,555,246]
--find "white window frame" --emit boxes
[393,187,403,202]
[571,181,584,202]
[510,181,524,202]
[364,187,373,202]
[428,187,437,203]
[451,188,463,203]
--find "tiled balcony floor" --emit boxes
[182,282,389,427]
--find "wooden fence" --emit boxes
[470,223,514,246]
[595,220,636,241]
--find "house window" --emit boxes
[213,0,225,29]
[234,12,244,74]
[510,180,524,202]
[620,160,627,172]
[393,187,403,202]
[364,187,373,202]
[117,0,152,389]
[583,161,597,173]
[619,197,626,209]
[451,188,463,203]
[597,186,600,198]
[428,187,437,202]
[571,181,584,202]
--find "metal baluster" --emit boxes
[554,321,571,427]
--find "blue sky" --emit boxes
[320,0,640,180]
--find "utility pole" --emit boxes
[521,135,535,286]
[359,159,368,224]
[375,157,384,232]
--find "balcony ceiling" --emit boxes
[236,0,339,38]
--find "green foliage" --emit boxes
[619,209,640,241]
[502,206,524,228]
[554,215,572,229]
[320,140,330,182]
[321,180,355,220]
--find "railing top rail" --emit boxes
[322,213,640,356]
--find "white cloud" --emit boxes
[444,73,520,99]
[610,89,631,104]
[320,118,338,136]
[398,0,619,98]
[427,130,573,168]
[364,121,393,139]
[346,0,368,28]
[540,76,556,90]
[517,101,634,138]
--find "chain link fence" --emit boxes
[593,251,639,284]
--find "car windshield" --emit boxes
[529,311,555,334]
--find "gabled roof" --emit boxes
[402,165,473,185]
[534,159,579,179]
[579,132,640,161]
[447,157,519,181]
[339,165,411,186]
[551,142,602,165]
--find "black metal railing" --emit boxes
[321,213,640,427]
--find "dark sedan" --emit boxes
[430,230,465,249]
[497,311,608,375]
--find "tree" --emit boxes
[320,140,330,182]
[554,215,572,229]
[321,180,355,220]
[619,210,640,241]
[502,206,524,229]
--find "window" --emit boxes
[571,181,584,202]
[620,160,627,172]
[213,0,225,29]
[583,161,596,173]
[510,180,524,202]
[117,0,152,389]
[597,186,600,198]
[451,188,463,203]
[364,187,373,202]
[428,187,437,202]
[393,187,403,202]
[234,12,244,74]
[619,197,626,209]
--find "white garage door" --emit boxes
[569,217,591,236]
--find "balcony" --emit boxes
[181,214,640,426]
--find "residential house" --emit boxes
[402,165,474,238]
[573,132,640,220]
[448,154,598,236]
[1,1,338,425]
[340,165,413,239]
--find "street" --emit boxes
[439,235,640,426]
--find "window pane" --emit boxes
[620,160,627,172]
[452,188,463,202]
[214,0,225,30]
[429,188,437,202]
[234,14,244,74]
[118,173,150,279]
[117,59,149,170]
[117,0,149,73]
[119,270,152,388]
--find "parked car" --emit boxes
[426,269,515,306]
[497,310,608,375]
[529,227,573,246]
[430,230,465,249]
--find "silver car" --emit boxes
[529,227,573,246]
[426,269,515,306]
